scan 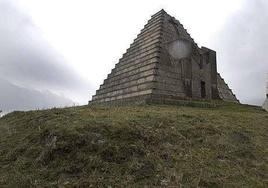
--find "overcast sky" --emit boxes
[0,0,267,113]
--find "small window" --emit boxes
[199,56,203,69]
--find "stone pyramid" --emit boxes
[89,9,239,105]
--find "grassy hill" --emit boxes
[0,102,267,187]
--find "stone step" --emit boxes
[97,74,155,95]
[145,14,164,27]
[103,67,157,88]
[134,21,163,42]
[113,54,159,75]
[121,41,161,61]
[93,89,153,103]
[150,9,166,19]
[119,46,161,64]
[113,35,161,68]
[129,31,162,49]
[127,35,162,54]
[121,38,161,60]
[97,67,185,96]
[139,16,163,33]
[93,83,155,101]
[114,51,160,72]
[101,64,157,90]
[132,27,163,47]
[110,58,158,79]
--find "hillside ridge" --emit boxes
[0,102,267,187]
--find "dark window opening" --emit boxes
[201,81,206,98]
[185,79,192,97]
[205,53,209,63]
[199,56,203,69]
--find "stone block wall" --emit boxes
[217,74,239,103]
[153,12,216,101]
[89,9,239,105]
[90,10,165,104]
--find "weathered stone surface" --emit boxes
[263,98,268,112]
[89,9,239,105]
[217,74,239,103]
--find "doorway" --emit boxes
[201,81,206,98]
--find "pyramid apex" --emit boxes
[158,9,167,14]
[151,9,167,18]
[89,8,239,105]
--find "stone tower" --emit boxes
[89,9,239,105]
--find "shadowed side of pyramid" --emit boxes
[89,10,239,105]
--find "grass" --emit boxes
[0,101,267,187]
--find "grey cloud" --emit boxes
[212,0,268,105]
[0,78,73,114]
[0,1,91,111]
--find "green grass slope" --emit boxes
[0,102,267,187]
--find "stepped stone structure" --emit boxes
[89,9,239,105]
[217,73,239,103]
